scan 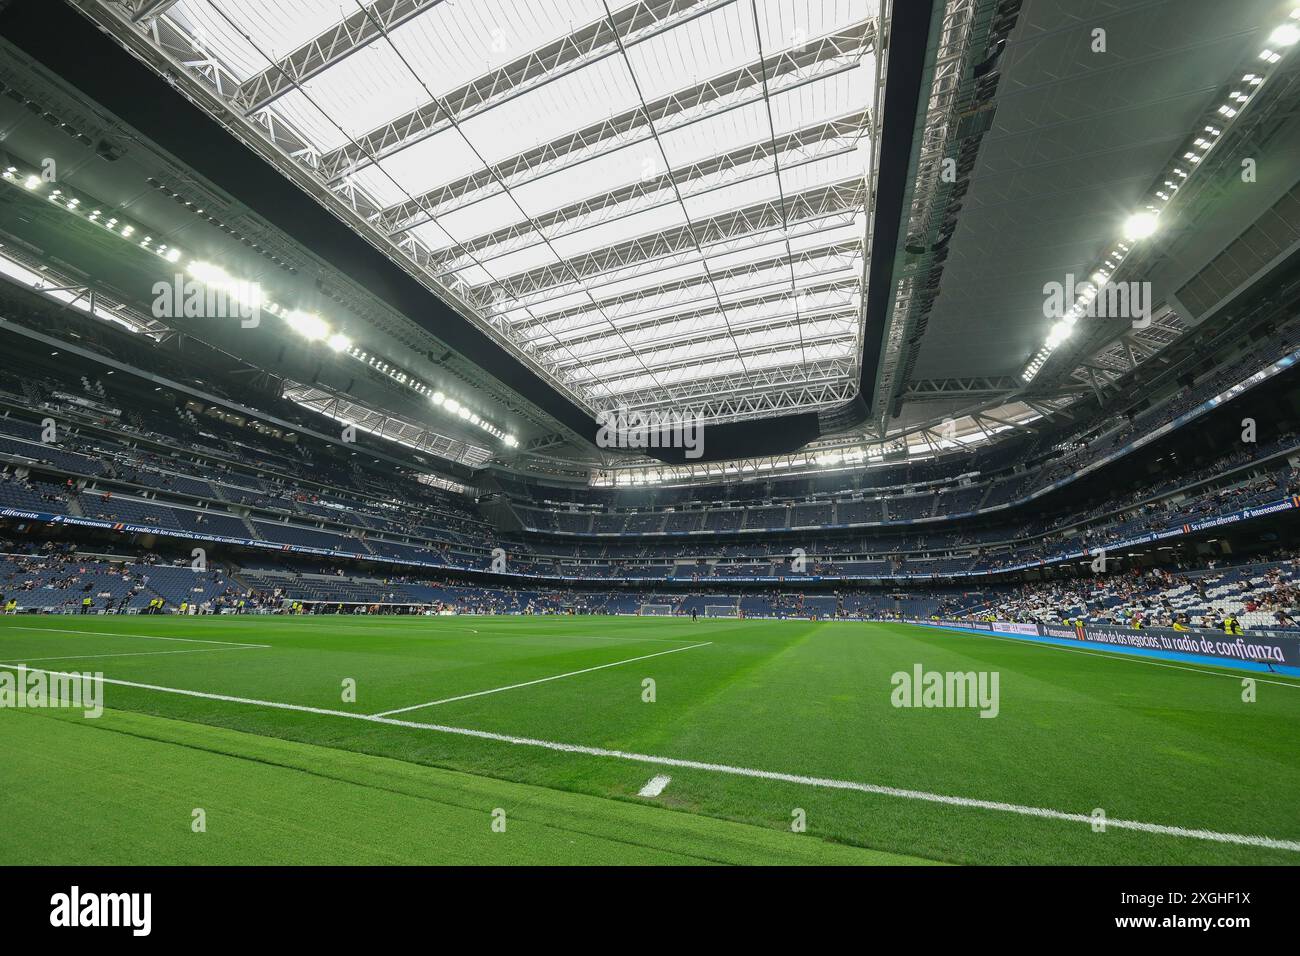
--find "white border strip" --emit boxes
[2,661,1295,853]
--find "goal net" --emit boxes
[706,605,739,618]
[640,604,673,616]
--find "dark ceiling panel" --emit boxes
[912,0,1285,381]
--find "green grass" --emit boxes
[1,614,1297,865]
[0,707,924,865]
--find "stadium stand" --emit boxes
[0,50,1297,636]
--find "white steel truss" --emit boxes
[427,109,869,273]
[536,278,861,365]
[283,382,493,467]
[317,0,745,183]
[514,240,862,332]
[1065,308,1189,396]
[233,0,452,115]
[470,178,866,308]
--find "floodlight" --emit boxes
[286,311,328,341]
[1268,24,1298,46]
[1122,211,1158,241]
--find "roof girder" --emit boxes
[428,109,869,272]
[369,19,876,227]
[319,0,744,183]
[577,331,858,392]
[468,177,865,308]
[534,279,860,364]
[505,239,861,327]
[234,0,450,114]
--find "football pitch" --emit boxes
[1,615,1297,866]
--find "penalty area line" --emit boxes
[0,661,1295,854]
[371,641,713,716]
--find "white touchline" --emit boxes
[321,622,700,645]
[528,633,704,645]
[638,774,672,798]
[190,619,702,644]
[371,642,713,717]
[470,633,705,646]
[229,622,486,636]
[8,646,269,663]
[3,626,269,649]
[0,661,1295,854]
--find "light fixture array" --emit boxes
[1020,6,1299,383]
[1,160,517,447]
[590,415,1033,487]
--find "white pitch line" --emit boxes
[510,633,704,646]
[3,625,269,649]
[371,641,713,717]
[260,622,702,645]
[638,774,672,798]
[0,662,1295,854]
[215,621,486,636]
[200,619,705,644]
[8,646,269,663]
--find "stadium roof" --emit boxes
[1,0,1296,483]
[100,0,882,426]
